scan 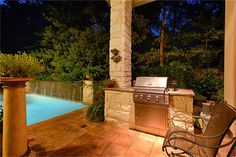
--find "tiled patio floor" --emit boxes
[27,107,232,157]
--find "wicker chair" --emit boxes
[162,102,236,157]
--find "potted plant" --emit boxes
[0,53,44,156]
[103,79,117,88]
[0,53,44,78]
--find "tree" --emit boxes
[31,1,110,81]
[132,1,224,74]
[159,6,166,66]
[171,1,224,69]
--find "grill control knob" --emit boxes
[155,96,160,101]
[139,95,143,99]
[147,95,151,100]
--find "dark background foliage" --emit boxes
[1,0,225,101]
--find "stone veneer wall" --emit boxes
[169,95,194,132]
[105,88,135,128]
[105,88,195,133]
[170,95,193,113]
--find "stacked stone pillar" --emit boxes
[110,0,132,88]
[83,80,94,105]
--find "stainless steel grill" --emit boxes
[133,77,170,136]
[133,77,169,105]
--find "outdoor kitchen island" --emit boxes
[104,87,195,137]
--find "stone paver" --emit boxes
[26,107,232,157]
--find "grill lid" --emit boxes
[134,77,168,88]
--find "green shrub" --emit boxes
[87,98,104,122]
[0,53,44,77]
[193,71,223,100]
[87,81,104,122]
[211,89,224,103]
[167,62,194,88]
[141,62,194,88]
[194,94,207,101]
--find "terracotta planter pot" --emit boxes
[105,84,115,88]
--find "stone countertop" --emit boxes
[104,87,195,96]
[168,88,195,96]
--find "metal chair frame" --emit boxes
[162,103,236,157]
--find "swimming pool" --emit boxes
[0,94,84,125]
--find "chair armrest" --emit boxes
[168,127,228,139]
[166,127,232,149]
[167,136,235,149]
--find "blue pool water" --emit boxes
[0,94,84,126]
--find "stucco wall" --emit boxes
[225,0,236,136]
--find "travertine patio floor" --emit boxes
[27,107,231,157]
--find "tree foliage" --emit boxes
[31,1,110,81]
[132,3,224,67]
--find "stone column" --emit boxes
[83,80,94,105]
[224,0,236,136]
[110,0,132,88]
[1,78,32,157]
